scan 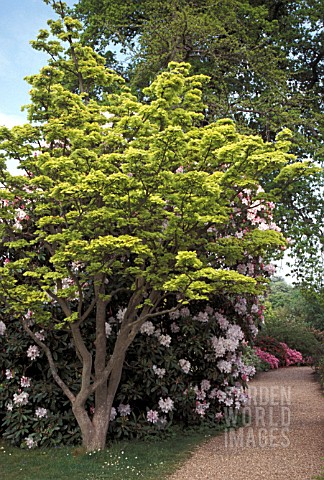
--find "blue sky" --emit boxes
[0,0,74,127]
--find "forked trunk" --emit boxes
[72,403,109,451]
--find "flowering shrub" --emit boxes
[1,294,264,446]
[254,335,288,366]
[0,324,81,447]
[254,347,280,369]
[253,337,304,370]
[280,343,303,366]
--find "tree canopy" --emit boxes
[73,0,324,289]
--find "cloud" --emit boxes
[0,112,26,175]
[0,112,26,128]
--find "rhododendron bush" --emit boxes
[0,4,313,451]
[253,337,304,370]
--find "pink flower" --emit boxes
[20,376,31,388]
[254,348,279,369]
[147,410,159,423]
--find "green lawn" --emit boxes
[0,429,221,480]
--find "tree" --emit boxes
[0,3,312,451]
[266,277,324,330]
[74,0,324,289]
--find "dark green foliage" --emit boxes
[0,321,81,447]
[262,314,323,359]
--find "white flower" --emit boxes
[27,345,40,360]
[6,402,13,411]
[234,298,247,315]
[215,313,229,330]
[250,324,259,336]
[153,365,166,378]
[209,388,218,399]
[216,390,227,402]
[158,334,171,347]
[263,263,276,275]
[193,311,209,323]
[35,407,47,418]
[195,401,210,416]
[101,111,114,128]
[140,321,155,335]
[35,330,45,341]
[105,322,112,338]
[217,360,232,373]
[169,310,180,320]
[13,391,29,406]
[258,222,269,231]
[211,336,227,357]
[179,307,190,317]
[170,322,180,333]
[110,407,117,421]
[118,403,131,416]
[227,324,244,341]
[269,222,281,232]
[201,380,211,391]
[5,369,13,380]
[237,264,247,274]
[194,387,206,401]
[179,359,191,374]
[225,397,234,407]
[0,320,6,335]
[251,304,259,314]
[20,376,31,388]
[158,397,174,413]
[116,307,127,322]
[25,436,37,449]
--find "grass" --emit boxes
[0,428,222,480]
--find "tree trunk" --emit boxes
[72,403,109,451]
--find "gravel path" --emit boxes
[168,367,324,480]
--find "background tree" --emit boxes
[266,277,324,331]
[258,277,324,360]
[0,2,311,451]
[73,0,324,290]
